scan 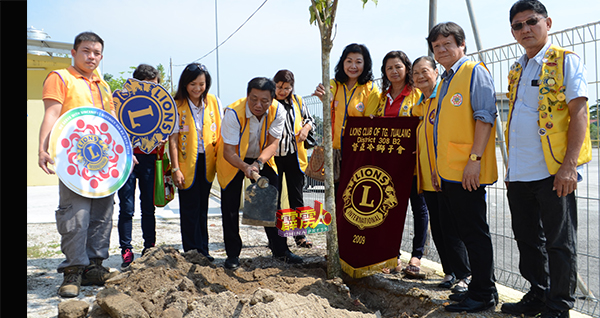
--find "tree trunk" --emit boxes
[319,40,341,279]
[310,0,342,279]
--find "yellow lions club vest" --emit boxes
[176,94,222,189]
[373,87,422,117]
[415,85,439,192]
[216,98,279,189]
[436,61,498,185]
[505,44,592,174]
[291,95,308,173]
[51,67,113,116]
[330,79,379,149]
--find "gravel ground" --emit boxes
[27,214,525,318]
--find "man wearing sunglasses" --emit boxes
[502,1,592,318]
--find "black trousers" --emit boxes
[507,176,577,311]
[424,190,471,279]
[440,180,496,301]
[220,158,290,258]
[274,153,306,242]
[178,154,212,256]
[274,153,305,210]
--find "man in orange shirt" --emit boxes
[38,31,117,298]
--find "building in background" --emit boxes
[27,27,72,186]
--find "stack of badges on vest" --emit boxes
[49,107,134,198]
[112,78,177,153]
[537,47,566,136]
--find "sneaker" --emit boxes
[501,291,546,316]
[121,248,134,270]
[82,258,118,286]
[141,245,154,256]
[58,266,83,298]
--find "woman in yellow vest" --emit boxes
[272,69,315,248]
[412,55,470,290]
[313,43,380,183]
[168,63,222,260]
[371,51,428,278]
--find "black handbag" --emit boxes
[304,129,317,149]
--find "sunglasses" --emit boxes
[186,63,207,72]
[511,16,545,31]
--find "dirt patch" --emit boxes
[27,217,507,317]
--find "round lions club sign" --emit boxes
[112,78,177,154]
[49,107,134,198]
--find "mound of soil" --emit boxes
[28,218,507,317]
[98,246,440,317]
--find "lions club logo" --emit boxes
[76,134,109,171]
[49,107,133,198]
[342,166,398,230]
[450,93,463,106]
[113,78,177,154]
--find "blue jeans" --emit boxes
[117,153,156,251]
[408,176,429,259]
[508,176,577,311]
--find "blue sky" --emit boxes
[27,0,599,107]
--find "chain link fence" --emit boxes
[301,20,600,317]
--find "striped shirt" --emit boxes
[276,95,314,157]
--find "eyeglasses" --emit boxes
[186,63,207,72]
[511,16,545,31]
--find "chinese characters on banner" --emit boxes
[337,117,420,278]
[276,201,332,237]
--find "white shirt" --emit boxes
[221,100,285,159]
[173,97,223,154]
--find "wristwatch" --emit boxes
[172,167,180,173]
[469,154,482,161]
[255,159,264,170]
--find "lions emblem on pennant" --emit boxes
[342,166,398,230]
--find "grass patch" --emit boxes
[27,243,62,259]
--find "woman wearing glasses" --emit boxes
[272,69,315,248]
[169,63,222,260]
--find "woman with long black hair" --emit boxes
[169,63,222,260]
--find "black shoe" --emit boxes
[224,257,240,269]
[445,295,495,313]
[274,251,303,264]
[204,254,215,262]
[451,292,498,304]
[449,292,467,302]
[501,291,545,316]
[438,274,456,288]
[452,277,470,293]
[539,308,570,318]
